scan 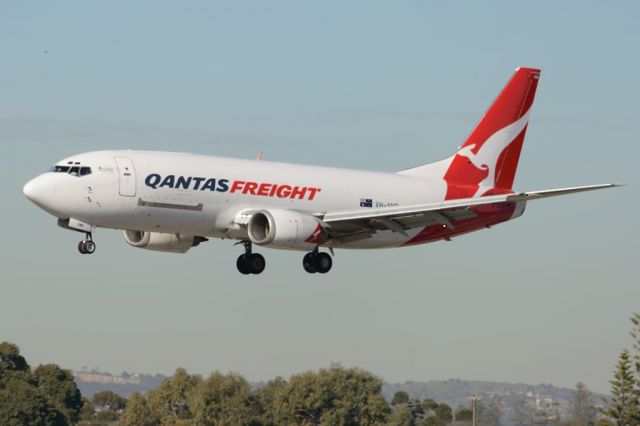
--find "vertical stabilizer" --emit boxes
[400,67,540,199]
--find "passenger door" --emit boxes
[114,157,136,197]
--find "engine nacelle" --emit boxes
[123,230,205,253]
[247,209,326,250]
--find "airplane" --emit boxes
[23,67,619,274]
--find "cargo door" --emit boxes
[114,157,136,197]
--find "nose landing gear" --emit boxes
[78,233,96,255]
[236,241,265,275]
[303,249,332,274]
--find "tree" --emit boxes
[119,393,157,426]
[275,364,390,425]
[0,374,64,425]
[599,349,639,426]
[454,406,473,424]
[389,406,416,426]
[146,367,202,422]
[563,382,596,426]
[92,390,127,411]
[189,371,258,425]
[393,391,411,406]
[33,363,83,424]
[0,342,29,377]
[253,377,287,425]
[78,397,95,422]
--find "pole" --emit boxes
[472,395,477,426]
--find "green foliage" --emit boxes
[0,342,29,378]
[388,406,416,426]
[253,377,287,425]
[33,363,83,424]
[92,390,127,411]
[454,406,473,423]
[600,349,639,426]
[147,367,202,423]
[190,371,259,425]
[0,342,82,426]
[119,393,156,426]
[274,364,390,425]
[393,391,411,406]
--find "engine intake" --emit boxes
[123,230,206,253]
[247,209,326,250]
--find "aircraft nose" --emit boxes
[23,175,55,209]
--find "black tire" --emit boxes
[78,240,87,254]
[236,255,251,275]
[84,240,96,254]
[247,253,266,274]
[303,253,317,273]
[315,252,332,274]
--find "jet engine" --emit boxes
[247,209,326,250]
[123,230,206,253]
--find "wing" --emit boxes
[318,184,620,243]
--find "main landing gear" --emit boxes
[236,241,266,275]
[78,233,96,255]
[303,249,332,274]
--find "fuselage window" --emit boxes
[69,166,80,176]
[79,167,92,176]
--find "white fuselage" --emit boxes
[25,150,466,250]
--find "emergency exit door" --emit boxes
[114,157,136,197]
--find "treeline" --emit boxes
[109,366,467,425]
[2,313,640,425]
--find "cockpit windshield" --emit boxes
[50,163,92,176]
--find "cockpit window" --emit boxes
[51,165,70,173]
[50,165,92,177]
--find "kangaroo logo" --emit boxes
[449,109,531,197]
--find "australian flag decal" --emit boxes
[360,198,373,208]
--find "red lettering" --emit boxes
[276,185,292,198]
[290,186,307,199]
[257,183,271,196]
[269,184,278,196]
[307,187,321,201]
[243,181,258,195]
[230,180,244,193]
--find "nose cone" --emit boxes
[23,175,55,211]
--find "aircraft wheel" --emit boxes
[303,253,317,273]
[315,252,332,274]
[236,255,251,275]
[84,240,96,254]
[247,253,266,274]
[78,240,87,254]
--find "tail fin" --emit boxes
[400,67,541,199]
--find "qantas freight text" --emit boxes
[144,173,322,201]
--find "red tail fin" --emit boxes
[444,67,540,199]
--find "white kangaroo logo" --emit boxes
[455,110,531,196]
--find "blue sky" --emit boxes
[1,1,638,392]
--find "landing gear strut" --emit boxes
[303,248,332,274]
[236,241,265,275]
[78,233,96,255]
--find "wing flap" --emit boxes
[321,184,620,238]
